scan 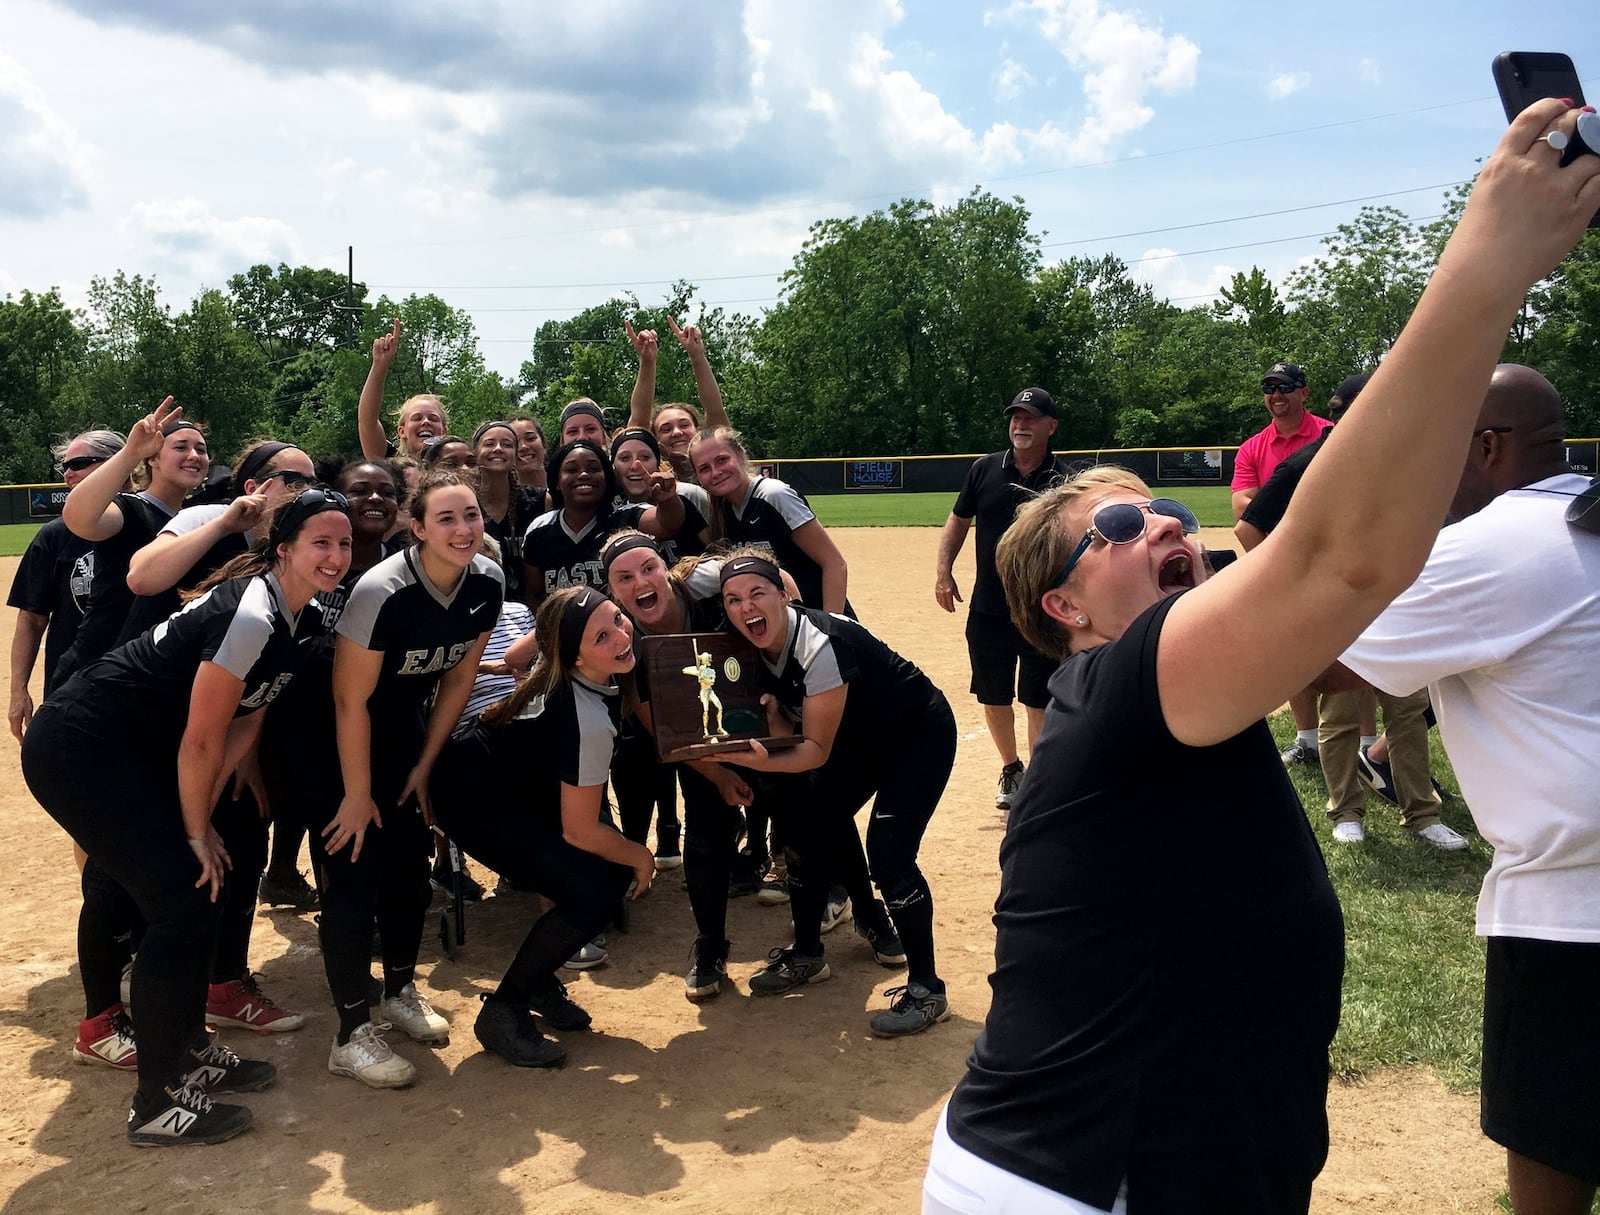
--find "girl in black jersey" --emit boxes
[472,420,546,601]
[610,427,710,566]
[57,397,211,682]
[431,586,654,1067]
[688,426,849,614]
[520,439,685,607]
[717,553,955,1036]
[22,487,353,1146]
[321,470,504,1089]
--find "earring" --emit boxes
[1075,616,1086,625]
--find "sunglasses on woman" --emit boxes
[259,468,312,488]
[60,455,109,474]
[1054,498,1200,587]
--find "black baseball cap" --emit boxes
[1005,387,1057,419]
[1261,362,1307,389]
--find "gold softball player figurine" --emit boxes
[681,638,730,739]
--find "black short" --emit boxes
[965,610,1055,709]
[1481,935,1600,1184]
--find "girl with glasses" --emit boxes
[21,487,353,1146]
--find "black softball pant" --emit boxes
[610,724,680,847]
[23,700,220,1100]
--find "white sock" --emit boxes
[1297,729,1318,749]
[1360,734,1378,749]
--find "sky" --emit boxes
[1,0,1592,382]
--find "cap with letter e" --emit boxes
[1004,387,1057,419]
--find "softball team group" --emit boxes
[16,318,953,1148]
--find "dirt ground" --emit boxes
[0,528,1504,1214]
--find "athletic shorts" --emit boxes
[966,610,1055,709]
[1481,935,1600,1184]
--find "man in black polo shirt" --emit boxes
[935,387,1072,810]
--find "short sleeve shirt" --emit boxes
[59,492,179,676]
[1238,431,1330,536]
[952,450,1075,615]
[522,504,648,599]
[725,477,830,609]
[7,518,93,692]
[117,503,250,645]
[1231,412,1332,493]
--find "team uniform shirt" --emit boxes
[722,477,837,611]
[481,486,546,599]
[453,601,535,737]
[1341,473,1600,942]
[7,517,93,694]
[522,503,647,599]
[632,483,710,567]
[335,548,505,749]
[56,491,178,679]
[117,503,250,644]
[56,573,321,751]
[946,594,1345,1213]
[952,450,1075,615]
[1230,411,1332,493]
[1238,432,1329,536]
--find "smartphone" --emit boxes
[1494,52,1599,226]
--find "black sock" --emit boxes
[336,998,370,1045]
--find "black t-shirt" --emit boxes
[117,503,250,645]
[723,477,839,611]
[56,492,178,680]
[945,594,1345,1214]
[481,486,547,598]
[952,450,1075,616]
[54,573,322,753]
[522,503,647,600]
[7,518,93,694]
[1239,432,1329,537]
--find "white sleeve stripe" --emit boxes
[212,580,277,681]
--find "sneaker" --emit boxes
[820,887,852,935]
[328,1022,416,1089]
[126,1080,251,1147]
[74,1005,137,1070]
[258,870,318,910]
[654,825,683,870]
[431,857,485,902]
[184,1032,276,1093]
[748,947,830,996]
[685,937,729,1003]
[869,982,951,1038]
[756,873,790,905]
[562,940,608,971]
[855,920,908,968]
[1281,740,1320,766]
[525,975,592,1032]
[474,997,566,1068]
[1355,745,1400,806]
[206,972,305,1034]
[995,760,1024,810]
[1331,820,1366,844]
[1415,822,1469,851]
[376,982,449,1045]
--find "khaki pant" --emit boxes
[1319,685,1440,831]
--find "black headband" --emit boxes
[602,532,662,581]
[561,400,606,427]
[162,419,201,437]
[472,420,518,448]
[235,441,295,493]
[610,427,660,462]
[558,588,606,669]
[719,554,783,591]
[268,487,350,550]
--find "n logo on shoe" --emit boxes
[156,1106,198,1136]
[190,1063,227,1087]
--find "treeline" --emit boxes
[3,185,1597,482]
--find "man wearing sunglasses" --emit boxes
[8,429,125,740]
[936,387,1074,811]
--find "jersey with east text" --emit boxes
[522,503,647,598]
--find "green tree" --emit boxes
[0,289,88,479]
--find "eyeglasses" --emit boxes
[1261,382,1301,396]
[59,455,109,474]
[1054,498,1200,587]
[259,468,312,488]
[268,487,350,547]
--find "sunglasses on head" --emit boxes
[1054,498,1200,587]
[60,455,108,474]
[269,487,350,547]
[259,468,312,488]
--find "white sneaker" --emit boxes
[375,983,449,1045]
[562,941,608,971]
[1414,822,1469,851]
[1331,821,1366,844]
[328,1022,416,1089]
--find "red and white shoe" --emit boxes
[206,972,305,1033]
[74,1004,138,1069]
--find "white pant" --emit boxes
[923,1105,1128,1215]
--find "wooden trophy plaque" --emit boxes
[638,632,802,763]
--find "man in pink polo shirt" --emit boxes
[1231,361,1332,523]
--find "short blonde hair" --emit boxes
[996,466,1151,660]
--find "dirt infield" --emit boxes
[0,529,1502,1213]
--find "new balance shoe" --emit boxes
[820,887,852,934]
[74,1005,137,1070]
[525,975,592,1032]
[562,940,608,971]
[856,920,908,968]
[206,972,305,1033]
[126,1080,251,1147]
[1355,745,1400,806]
[1414,822,1469,851]
[869,983,951,1038]
[1280,740,1320,766]
[327,1022,416,1089]
[376,982,449,1045]
[748,947,830,996]
[184,1033,276,1093]
[1331,820,1366,844]
[474,997,566,1068]
[430,857,485,902]
[258,869,319,910]
[995,760,1024,810]
[685,937,730,1003]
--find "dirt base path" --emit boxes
[0,529,1502,1213]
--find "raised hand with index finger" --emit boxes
[625,318,658,361]
[666,314,705,358]
[372,318,400,373]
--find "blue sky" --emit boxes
[0,0,1591,380]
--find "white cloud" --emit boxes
[1358,58,1380,85]
[997,58,1034,101]
[1132,249,1239,305]
[0,50,96,219]
[116,198,299,283]
[1266,72,1310,99]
